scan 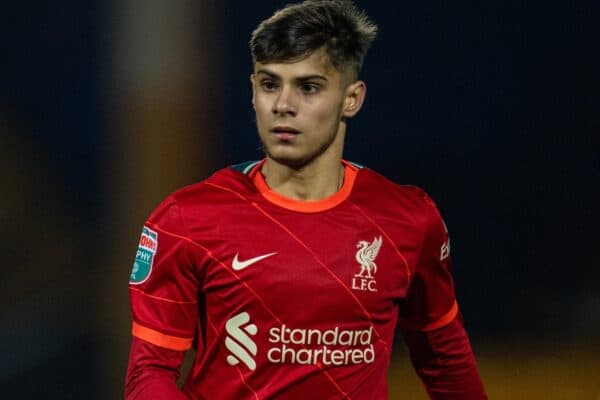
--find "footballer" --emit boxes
[125,1,488,399]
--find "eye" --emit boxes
[260,80,278,92]
[301,83,320,94]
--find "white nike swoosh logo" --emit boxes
[232,252,277,271]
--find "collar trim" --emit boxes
[249,160,359,213]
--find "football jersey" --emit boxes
[128,160,457,400]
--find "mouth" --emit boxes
[271,126,300,140]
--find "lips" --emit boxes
[271,126,300,140]
[271,126,300,134]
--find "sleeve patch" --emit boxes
[130,226,158,284]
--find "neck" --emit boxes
[261,154,345,201]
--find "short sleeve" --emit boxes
[398,192,458,331]
[128,195,199,351]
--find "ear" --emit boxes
[343,80,366,118]
[250,74,256,109]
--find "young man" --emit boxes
[125,1,487,399]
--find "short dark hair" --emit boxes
[250,0,378,80]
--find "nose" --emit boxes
[272,86,297,116]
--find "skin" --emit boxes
[251,47,366,201]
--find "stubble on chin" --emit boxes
[260,134,340,171]
[261,145,309,169]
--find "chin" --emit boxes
[265,149,311,169]
[269,155,308,169]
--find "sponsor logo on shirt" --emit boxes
[130,226,158,284]
[225,312,258,370]
[352,236,382,292]
[267,324,375,366]
[224,312,375,370]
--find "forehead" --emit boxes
[253,48,340,80]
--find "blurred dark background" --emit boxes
[1,1,598,398]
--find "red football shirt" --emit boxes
[128,160,462,399]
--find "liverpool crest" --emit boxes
[352,236,382,292]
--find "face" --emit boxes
[251,49,365,169]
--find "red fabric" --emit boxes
[126,319,487,400]
[125,337,188,400]
[126,162,486,398]
[397,190,456,331]
[129,196,200,346]
[402,316,488,400]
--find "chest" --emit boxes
[193,204,419,326]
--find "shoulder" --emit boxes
[146,162,258,226]
[168,162,257,205]
[353,165,439,223]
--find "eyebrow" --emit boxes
[256,69,328,82]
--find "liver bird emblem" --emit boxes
[355,236,382,278]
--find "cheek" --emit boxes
[257,94,275,113]
[254,98,270,127]
[311,99,343,126]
